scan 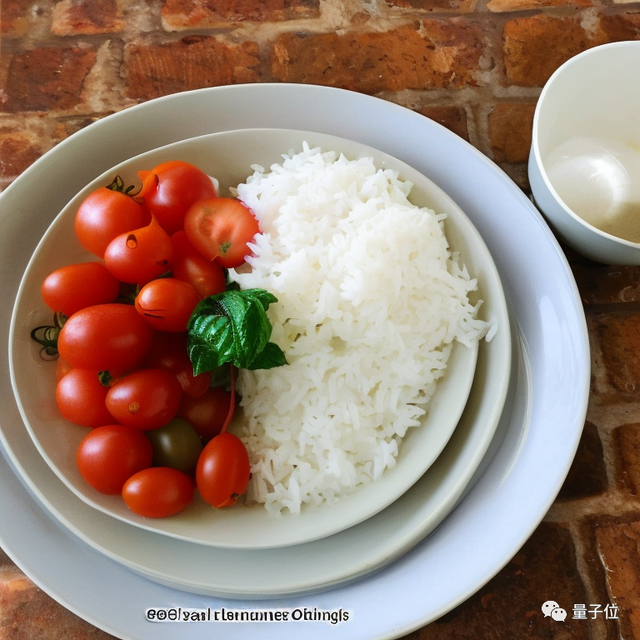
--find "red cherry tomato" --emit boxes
[122,467,195,518]
[41,262,121,317]
[196,432,250,508]
[144,332,211,398]
[138,161,218,235]
[178,386,232,442]
[184,197,260,269]
[57,303,153,374]
[170,230,226,298]
[104,217,173,285]
[105,368,182,430]
[56,369,113,428]
[134,277,200,333]
[76,425,153,495]
[55,356,73,381]
[74,178,148,258]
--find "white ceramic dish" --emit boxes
[529,41,640,264]
[8,128,496,550]
[3,194,510,597]
[0,84,589,640]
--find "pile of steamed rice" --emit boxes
[229,143,491,516]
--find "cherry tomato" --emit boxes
[57,303,153,374]
[145,418,203,475]
[144,332,211,398]
[178,386,232,442]
[56,368,113,428]
[76,425,153,495]
[105,368,182,430]
[55,356,73,381]
[41,262,121,317]
[138,161,218,235]
[122,467,195,518]
[74,178,148,258]
[196,432,250,508]
[170,230,226,298]
[184,197,260,268]
[134,277,200,333]
[104,217,173,285]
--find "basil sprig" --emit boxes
[187,288,287,375]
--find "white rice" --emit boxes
[229,143,490,516]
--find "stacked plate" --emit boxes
[0,84,589,640]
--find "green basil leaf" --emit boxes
[188,314,234,376]
[247,341,288,370]
[187,288,287,374]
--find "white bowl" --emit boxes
[529,41,640,264]
[9,128,507,549]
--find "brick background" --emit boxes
[3,0,640,639]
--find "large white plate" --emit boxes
[0,84,589,640]
[4,161,508,596]
[9,129,495,550]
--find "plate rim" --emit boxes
[0,83,589,640]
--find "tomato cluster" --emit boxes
[38,160,257,518]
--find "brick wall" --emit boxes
[2,0,640,192]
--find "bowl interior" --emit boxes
[532,42,640,246]
[9,128,507,549]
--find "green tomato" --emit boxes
[145,418,203,475]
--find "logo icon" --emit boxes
[542,601,566,622]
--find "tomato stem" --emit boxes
[30,312,67,359]
[107,174,142,199]
[221,364,236,434]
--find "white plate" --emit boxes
[4,189,508,597]
[9,129,492,550]
[0,84,589,640]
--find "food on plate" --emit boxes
[76,424,153,495]
[41,262,121,317]
[122,466,195,518]
[228,144,491,515]
[31,162,264,518]
[137,160,218,235]
[184,197,261,268]
[29,144,491,520]
[74,175,148,258]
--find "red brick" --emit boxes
[0,133,41,179]
[123,35,262,101]
[0,564,118,640]
[271,21,487,93]
[488,0,590,12]
[557,422,608,500]
[503,14,594,87]
[0,116,92,185]
[51,0,124,36]
[408,523,590,638]
[2,46,97,113]
[590,312,640,396]
[503,13,640,87]
[161,0,320,30]
[385,0,478,13]
[594,516,640,639]
[418,105,469,140]
[488,101,535,163]
[598,12,640,41]
[573,263,640,305]
[1,0,40,37]
[613,424,640,497]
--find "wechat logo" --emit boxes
[542,600,567,622]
